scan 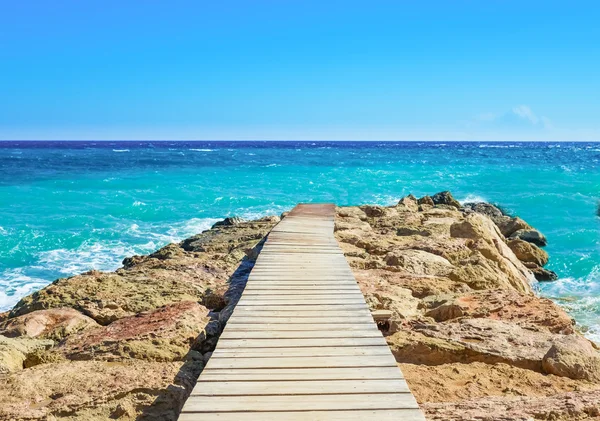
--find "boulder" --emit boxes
[509,229,548,247]
[0,308,98,340]
[542,336,600,381]
[397,195,419,212]
[531,266,559,281]
[495,216,532,237]
[384,249,453,276]
[462,202,505,220]
[507,238,549,266]
[431,191,461,209]
[59,301,212,362]
[212,216,244,228]
[360,205,386,218]
[417,195,435,206]
[0,336,53,373]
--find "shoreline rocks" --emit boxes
[0,192,597,420]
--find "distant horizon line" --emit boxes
[1,139,600,143]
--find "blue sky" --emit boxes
[1,1,598,141]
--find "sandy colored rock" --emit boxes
[422,390,600,421]
[0,360,200,420]
[542,336,600,382]
[509,228,548,247]
[59,301,211,362]
[0,308,98,340]
[507,238,549,266]
[423,289,574,334]
[0,335,53,373]
[384,249,453,276]
[400,362,600,404]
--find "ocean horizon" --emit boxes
[1,140,599,342]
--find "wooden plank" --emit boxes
[224,323,378,331]
[228,317,374,324]
[215,337,389,348]
[206,355,397,370]
[181,393,419,412]
[191,379,411,396]
[179,409,425,421]
[219,330,382,340]
[198,366,404,381]
[212,346,393,358]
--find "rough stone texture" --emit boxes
[334,193,600,421]
[59,301,211,362]
[400,362,600,404]
[0,360,200,421]
[507,238,549,266]
[422,290,575,334]
[431,191,461,209]
[0,335,53,373]
[531,265,559,281]
[509,228,548,247]
[423,390,600,421]
[0,308,98,340]
[542,336,600,382]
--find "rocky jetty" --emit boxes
[0,192,598,420]
[335,192,600,420]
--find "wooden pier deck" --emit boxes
[180,204,425,420]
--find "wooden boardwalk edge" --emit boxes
[180,203,426,420]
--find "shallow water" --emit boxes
[1,141,599,341]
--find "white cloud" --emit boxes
[512,105,539,125]
[473,105,552,130]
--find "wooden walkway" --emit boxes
[180,204,425,420]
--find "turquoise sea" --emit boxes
[1,141,599,341]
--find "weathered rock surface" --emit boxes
[510,228,548,247]
[542,336,600,382]
[0,308,98,340]
[335,193,599,420]
[59,301,211,362]
[0,360,199,421]
[0,335,53,373]
[507,238,549,266]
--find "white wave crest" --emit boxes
[457,194,488,204]
[189,149,213,152]
[112,149,130,152]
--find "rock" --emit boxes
[396,226,431,236]
[422,290,575,334]
[397,195,419,212]
[531,266,559,281]
[542,336,600,381]
[0,360,200,420]
[507,238,549,266]
[422,390,600,421]
[59,301,211,362]
[360,205,386,217]
[0,336,53,373]
[462,202,505,220]
[449,213,534,293]
[417,195,435,206]
[212,216,244,227]
[400,362,596,405]
[384,249,453,276]
[509,229,548,247]
[0,308,98,340]
[431,191,461,209]
[495,216,532,237]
